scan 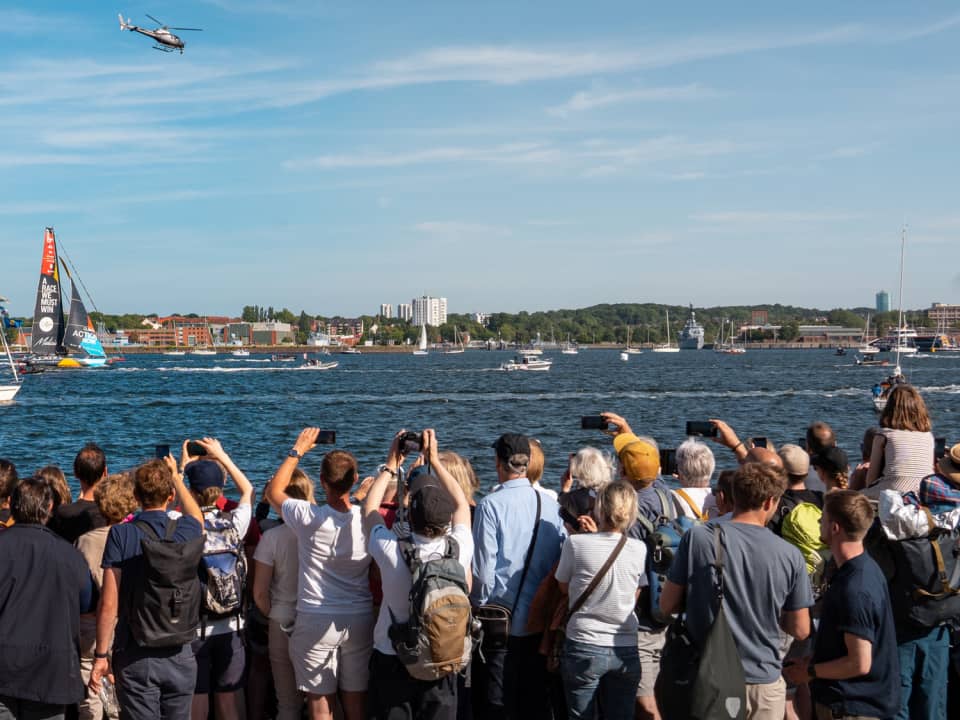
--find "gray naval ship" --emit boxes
[679,306,705,349]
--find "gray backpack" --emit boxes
[388,536,473,680]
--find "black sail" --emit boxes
[31,227,64,354]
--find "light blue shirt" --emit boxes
[471,477,566,636]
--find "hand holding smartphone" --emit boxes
[686,421,718,438]
[581,416,609,430]
[317,430,337,445]
[154,444,171,459]
[186,440,208,457]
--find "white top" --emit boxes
[533,481,559,501]
[281,499,372,615]
[368,523,473,656]
[199,503,252,637]
[253,523,300,626]
[871,428,936,495]
[671,487,712,519]
[554,532,647,646]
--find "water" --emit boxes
[2,350,958,497]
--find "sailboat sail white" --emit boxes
[443,326,465,354]
[651,309,680,353]
[413,323,429,355]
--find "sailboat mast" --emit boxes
[895,228,906,371]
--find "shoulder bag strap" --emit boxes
[510,488,542,615]
[164,517,179,541]
[674,489,706,521]
[135,519,161,541]
[563,534,629,623]
[713,525,726,606]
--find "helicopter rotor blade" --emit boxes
[145,13,165,27]
[168,27,203,31]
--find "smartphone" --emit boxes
[797,437,807,449]
[317,430,337,445]
[752,437,769,449]
[154,444,170,459]
[581,415,608,430]
[659,448,678,476]
[686,421,717,438]
[186,440,207,456]
[935,437,947,460]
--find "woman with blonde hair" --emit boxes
[554,481,647,719]
[527,439,558,500]
[253,468,315,720]
[864,384,935,497]
[437,450,479,507]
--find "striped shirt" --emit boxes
[554,532,647,646]
[866,429,935,497]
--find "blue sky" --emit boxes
[1,1,958,318]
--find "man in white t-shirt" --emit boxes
[265,428,372,720]
[362,428,473,720]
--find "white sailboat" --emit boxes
[0,295,22,402]
[872,230,909,412]
[413,323,429,355]
[561,334,579,355]
[651,309,680,353]
[443,326,465,354]
[623,326,643,354]
[857,314,880,355]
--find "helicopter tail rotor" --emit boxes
[118,13,129,30]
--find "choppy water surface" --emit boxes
[2,349,958,496]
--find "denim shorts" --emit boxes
[561,638,641,720]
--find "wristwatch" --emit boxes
[807,662,817,680]
[287,448,302,459]
[377,464,398,477]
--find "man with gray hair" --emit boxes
[671,439,715,520]
[472,433,565,719]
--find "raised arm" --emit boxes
[265,427,319,513]
[864,434,886,488]
[167,455,203,525]
[423,429,470,529]
[199,437,254,506]
[362,431,405,534]
[709,418,749,463]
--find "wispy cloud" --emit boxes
[691,211,864,225]
[548,83,718,117]
[0,9,79,34]
[414,221,512,237]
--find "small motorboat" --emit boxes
[300,360,339,371]
[501,354,553,372]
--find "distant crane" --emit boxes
[118,13,202,54]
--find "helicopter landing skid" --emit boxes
[152,44,177,53]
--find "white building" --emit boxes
[412,296,448,327]
[379,303,393,319]
[397,303,413,322]
[473,312,489,326]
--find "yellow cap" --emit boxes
[613,432,659,482]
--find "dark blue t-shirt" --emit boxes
[101,510,203,651]
[811,552,900,717]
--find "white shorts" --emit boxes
[288,611,374,695]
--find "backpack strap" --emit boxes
[563,534,628,624]
[915,507,960,598]
[713,525,726,604]
[674,489,706,521]
[510,489,542,616]
[163,518,179,541]
[654,487,677,521]
[135,519,161,541]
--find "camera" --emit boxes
[580,415,609,430]
[399,431,423,455]
[186,440,208,457]
[659,448,677,476]
[317,430,337,445]
[935,436,947,461]
[685,421,717,438]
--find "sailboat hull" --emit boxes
[0,384,20,402]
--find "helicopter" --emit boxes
[118,13,202,54]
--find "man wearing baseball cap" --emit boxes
[472,432,564,719]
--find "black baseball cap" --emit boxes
[409,480,456,530]
[492,433,531,464]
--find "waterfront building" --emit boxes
[876,290,890,313]
[473,312,490,326]
[379,303,393,319]
[412,295,447,327]
[251,321,295,345]
[796,325,863,345]
[928,302,960,325]
[397,303,413,322]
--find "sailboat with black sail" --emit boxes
[25,228,108,370]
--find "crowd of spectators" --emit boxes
[0,381,957,720]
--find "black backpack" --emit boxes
[869,507,960,634]
[655,525,746,720]
[127,518,205,648]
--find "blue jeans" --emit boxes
[113,644,197,720]
[896,625,949,720]
[560,639,640,720]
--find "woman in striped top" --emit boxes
[864,384,936,498]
